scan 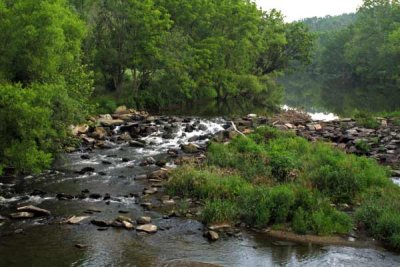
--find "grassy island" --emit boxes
[167,127,400,249]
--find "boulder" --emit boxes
[119,132,132,141]
[122,220,135,230]
[129,140,146,148]
[198,124,208,131]
[72,124,89,136]
[98,118,124,127]
[205,230,219,241]
[92,127,108,140]
[116,216,134,223]
[136,224,157,233]
[143,188,158,195]
[67,216,90,225]
[136,216,152,225]
[76,167,95,175]
[181,143,199,154]
[89,193,102,199]
[115,105,128,114]
[82,136,96,145]
[148,169,169,180]
[56,193,74,200]
[162,199,175,205]
[17,205,51,216]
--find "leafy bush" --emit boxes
[92,96,118,115]
[268,151,299,182]
[356,188,400,249]
[202,200,239,224]
[355,139,371,154]
[239,187,271,227]
[269,185,296,223]
[353,111,380,129]
[292,208,309,234]
[0,82,91,174]
[310,207,352,235]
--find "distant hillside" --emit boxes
[300,13,356,32]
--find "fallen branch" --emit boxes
[230,121,246,137]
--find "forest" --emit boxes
[1,0,400,265]
[0,0,313,174]
[284,0,400,115]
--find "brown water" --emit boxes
[1,118,400,267]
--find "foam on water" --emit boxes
[140,118,225,152]
[282,105,339,122]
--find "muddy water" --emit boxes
[1,118,400,267]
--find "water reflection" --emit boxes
[283,73,400,116]
[158,98,277,118]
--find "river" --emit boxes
[1,116,400,266]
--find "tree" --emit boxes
[0,0,92,174]
[91,0,171,93]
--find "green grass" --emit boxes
[167,126,400,247]
[353,111,380,129]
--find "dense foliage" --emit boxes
[168,127,395,238]
[0,0,313,173]
[283,0,400,115]
[69,0,313,110]
[0,0,92,174]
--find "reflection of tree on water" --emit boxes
[283,72,400,116]
[159,95,278,117]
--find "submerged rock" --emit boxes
[56,193,74,200]
[129,140,146,148]
[89,193,102,199]
[10,212,35,219]
[91,220,110,227]
[76,167,95,175]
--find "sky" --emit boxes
[256,0,364,22]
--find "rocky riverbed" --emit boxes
[1,107,400,266]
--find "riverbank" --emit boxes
[1,106,400,266]
[68,106,400,250]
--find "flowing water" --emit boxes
[1,117,400,267]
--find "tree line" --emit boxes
[0,0,313,174]
[284,0,400,114]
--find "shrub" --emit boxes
[310,207,352,235]
[268,151,299,182]
[0,82,91,174]
[239,187,271,227]
[356,188,400,249]
[269,185,296,224]
[353,111,380,129]
[355,139,371,154]
[292,208,309,234]
[92,96,118,114]
[202,200,239,224]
